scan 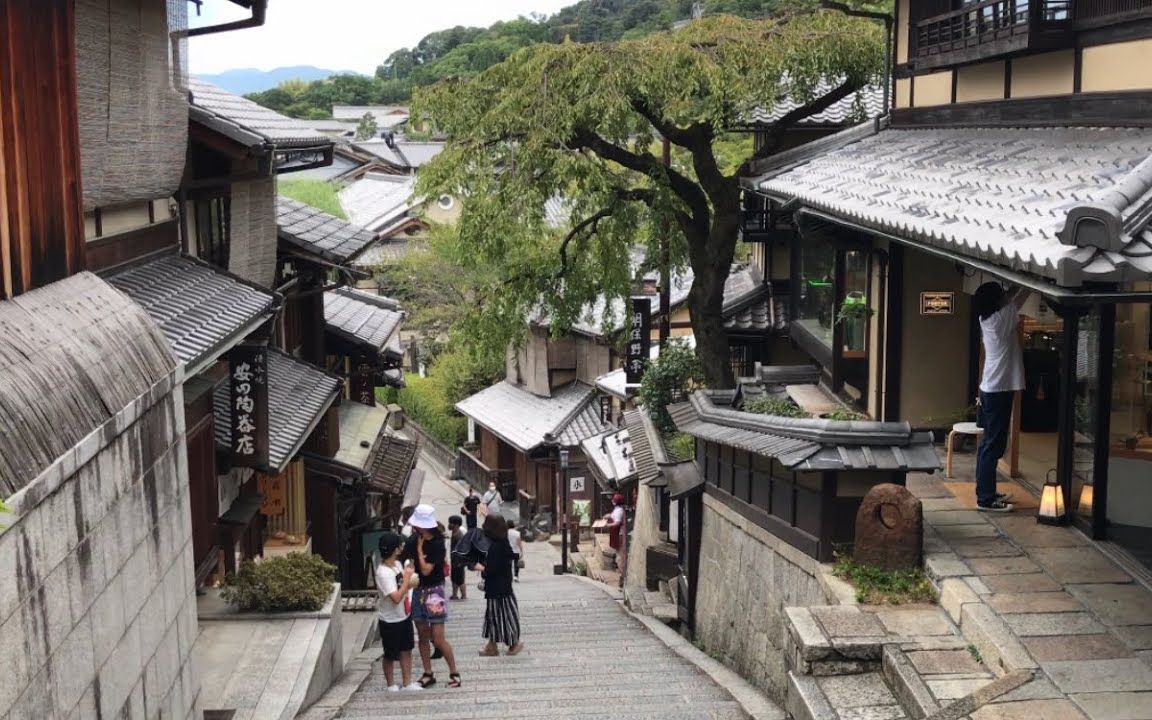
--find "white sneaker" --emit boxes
[386,684,401,692]
[402,682,424,692]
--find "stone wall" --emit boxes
[625,484,662,593]
[694,492,832,702]
[0,370,201,719]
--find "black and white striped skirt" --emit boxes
[482,595,520,646]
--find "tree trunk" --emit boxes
[686,198,740,389]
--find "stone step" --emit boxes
[350,678,734,703]
[786,670,909,720]
[338,697,750,720]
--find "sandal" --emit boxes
[478,645,498,657]
[507,642,524,656]
[448,673,462,688]
[418,673,436,689]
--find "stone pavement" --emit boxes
[907,453,1152,720]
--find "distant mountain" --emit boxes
[193,66,359,94]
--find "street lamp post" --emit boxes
[559,447,570,574]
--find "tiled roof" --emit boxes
[455,381,606,453]
[188,78,331,149]
[324,287,404,354]
[366,433,419,496]
[352,237,415,268]
[107,253,277,371]
[623,409,664,485]
[670,390,940,471]
[334,403,390,470]
[213,349,342,474]
[277,197,379,264]
[332,105,409,121]
[354,140,444,169]
[743,82,885,127]
[724,296,788,333]
[338,173,417,232]
[581,427,638,489]
[757,124,1152,287]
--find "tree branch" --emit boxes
[735,79,862,178]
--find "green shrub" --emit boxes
[743,395,809,418]
[376,386,399,405]
[832,554,936,605]
[665,432,696,462]
[397,373,467,448]
[221,552,336,613]
[826,408,866,421]
[637,338,705,434]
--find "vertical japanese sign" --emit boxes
[625,297,651,386]
[350,352,376,407]
[229,343,269,468]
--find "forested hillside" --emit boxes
[246,0,783,118]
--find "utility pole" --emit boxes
[659,136,672,348]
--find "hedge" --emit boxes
[378,374,467,448]
[221,552,336,613]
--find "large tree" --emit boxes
[414,10,884,388]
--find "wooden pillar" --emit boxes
[0,0,85,299]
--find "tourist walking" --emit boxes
[468,514,523,656]
[481,481,503,518]
[507,520,523,581]
[375,532,421,692]
[461,487,481,529]
[402,504,461,688]
[973,282,1029,513]
[602,493,627,551]
[448,515,467,600]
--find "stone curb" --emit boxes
[786,672,835,720]
[882,645,940,720]
[570,575,786,720]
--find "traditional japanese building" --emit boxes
[746,0,1152,568]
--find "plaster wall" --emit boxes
[956,61,1006,103]
[0,374,201,720]
[895,78,912,109]
[694,493,831,702]
[898,250,972,426]
[913,71,953,107]
[1081,38,1152,92]
[1011,50,1075,98]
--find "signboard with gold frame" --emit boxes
[921,291,955,315]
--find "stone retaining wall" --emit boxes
[694,492,834,702]
[0,371,200,719]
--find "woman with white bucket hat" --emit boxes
[401,504,461,688]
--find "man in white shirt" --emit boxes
[974,282,1030,512]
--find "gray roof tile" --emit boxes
[189,78,331,149]
[455,381,606,453]
[107,253,277,369]
[671,390,940,472]
[366,433,419,496]
[324,288,404,355]
[622,410,663,485]
[213,349,342,474]
[277,197,379,264]
[581,427,638,489]
[757,125,1152,286]
[743,82,885,128]
[338,173,416,232]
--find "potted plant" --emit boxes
[835,294,873,352]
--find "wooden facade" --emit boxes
[0,0,85,299]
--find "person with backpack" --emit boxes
[481,481,502,518]
[375,532,421,692]
[467,514,523,657]
[448,515,468,600]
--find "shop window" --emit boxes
[840,250,870,358]
[195,194,230,270]
[796,241,836,352]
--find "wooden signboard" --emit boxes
[229,343,269,468]
[625,297,651,386]
[258,473,285,517]
[350,352,376,407]
[920,291,955,316]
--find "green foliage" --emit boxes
[0,498,10,530]
[354,112,379,141]
[376,386,399,405]
[665,432,697,462]
[832,554,937,605]
[922,404,977,428]
[825,408,866,421]
[413,11,883,385]
[278,179,346,219]
[835,297,874,325]
[638,338,705,433]
[396,373,469,448]
[967,644,983,663]
[744,395,808,418]
[221,552,336,613]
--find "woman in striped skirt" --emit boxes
[469,514,523,656]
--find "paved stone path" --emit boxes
[331,437,753,720]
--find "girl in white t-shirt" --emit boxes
[376,531,421,692]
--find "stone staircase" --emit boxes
[336,576,755,720]
[781,602,1036,720]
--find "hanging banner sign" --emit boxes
[229,343,269,468]
[625,297,651,386]
[920,291,955,316]
[350,352,377,407]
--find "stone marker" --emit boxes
[855,483,923,571]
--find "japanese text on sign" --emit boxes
[230,344,269,467]
[625,297,651,386]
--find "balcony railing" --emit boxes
[913,0,1072,69]
[455,447,517,501]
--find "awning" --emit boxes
[623,409,663,486]
[755,120,1152,288]
[402,468,425,510]
[213,349,342,475]
[324,287,405,359]
[658,460,705,499]
[365,434,419,496]
[277,196,380,266]
[581,427,638,491]
[189,78,332,151]
[455,380,608,453]
[106,252,278,374]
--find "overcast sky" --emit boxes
[189,0,576,75]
